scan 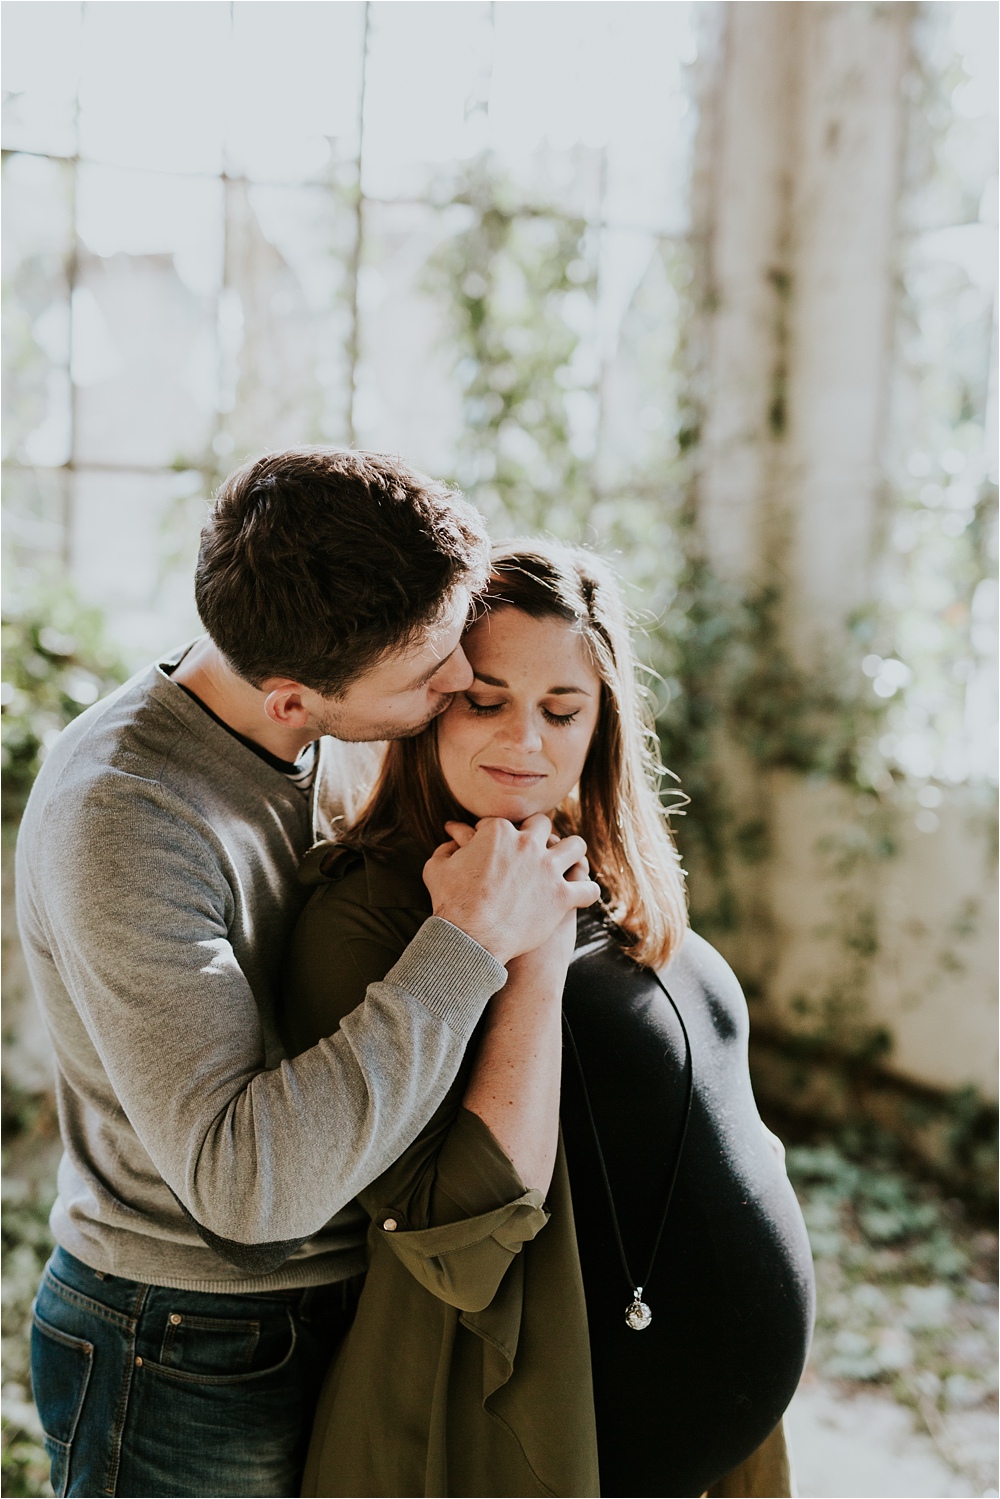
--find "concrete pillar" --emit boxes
[781,2,911,652]
[693,1,800,587]
[694,1,911,622]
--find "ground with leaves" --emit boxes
[787,1141,998,1496]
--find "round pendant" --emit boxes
[625,1297,652,1331]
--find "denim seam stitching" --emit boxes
[102,1284,147,1497]
[31,1306,95,1358]
[42,1269,139,1334]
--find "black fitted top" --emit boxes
[560,917,815,1498]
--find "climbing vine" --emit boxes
[429,164,597,537]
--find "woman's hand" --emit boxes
[504,908,576,992]
[505,835,588,987]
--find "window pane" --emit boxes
[1,466,72,591]
[361,2,494,202]
[353,200,466,474]
[72,243,221,469]
[595,229,687,496]
[70,468,201,666]
[78,2,229,175]
[2,154,74,467]
[490,2,696,228]
[1,1,81,158]
[228,2,366,184]
[422,200,599,537]
[77,163,225,295]
[216,181,356,460]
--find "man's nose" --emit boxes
[429,646,473,695]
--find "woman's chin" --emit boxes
[462,793,552,826]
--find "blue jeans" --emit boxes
[31,1247,360,1498]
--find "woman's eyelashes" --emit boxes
[464,697,502,717]
[463,694,580,726]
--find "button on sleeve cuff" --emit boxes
[373,1191,549,1312]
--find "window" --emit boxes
[2,1,698,663]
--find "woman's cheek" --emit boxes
[437,718,482,798]
[565,725,595,784]
[555,726,596,799]
[446,714,486,759]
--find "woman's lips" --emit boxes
[479,765,547,787]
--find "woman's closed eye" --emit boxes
[463,694,579,726]
[464,696,503,717]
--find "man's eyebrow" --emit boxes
[472,671,591,696]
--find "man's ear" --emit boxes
[261,681,312,728]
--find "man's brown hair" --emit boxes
[195,447,490,695]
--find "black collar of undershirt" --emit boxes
[173,681,314,777]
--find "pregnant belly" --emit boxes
[561,934,815,1497]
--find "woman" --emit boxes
[282,541,815,1498]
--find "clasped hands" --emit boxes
[422,812,600,970]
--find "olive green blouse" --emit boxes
[283,841,793,1499]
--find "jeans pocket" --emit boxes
[158,1311,260,1374]
[143,1305,296,1385]
[30,1310,94,1498]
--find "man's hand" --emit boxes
[422,813,600,966]
[504,839,590,986]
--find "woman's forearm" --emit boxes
[461,960,564,1195]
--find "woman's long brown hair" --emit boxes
[339,540,689,970]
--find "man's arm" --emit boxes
[29,776,505,1249]
[27,787,597,1252]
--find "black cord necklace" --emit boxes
[563,970,693,1333]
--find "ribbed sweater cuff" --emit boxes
[385,916,507,1034]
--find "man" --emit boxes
[17,448,598,1498]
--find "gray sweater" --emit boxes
[15,646,506,1293]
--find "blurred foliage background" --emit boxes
[1,3,996,1495]
[1,591,126,822]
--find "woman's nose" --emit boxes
[497,708,543,752]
